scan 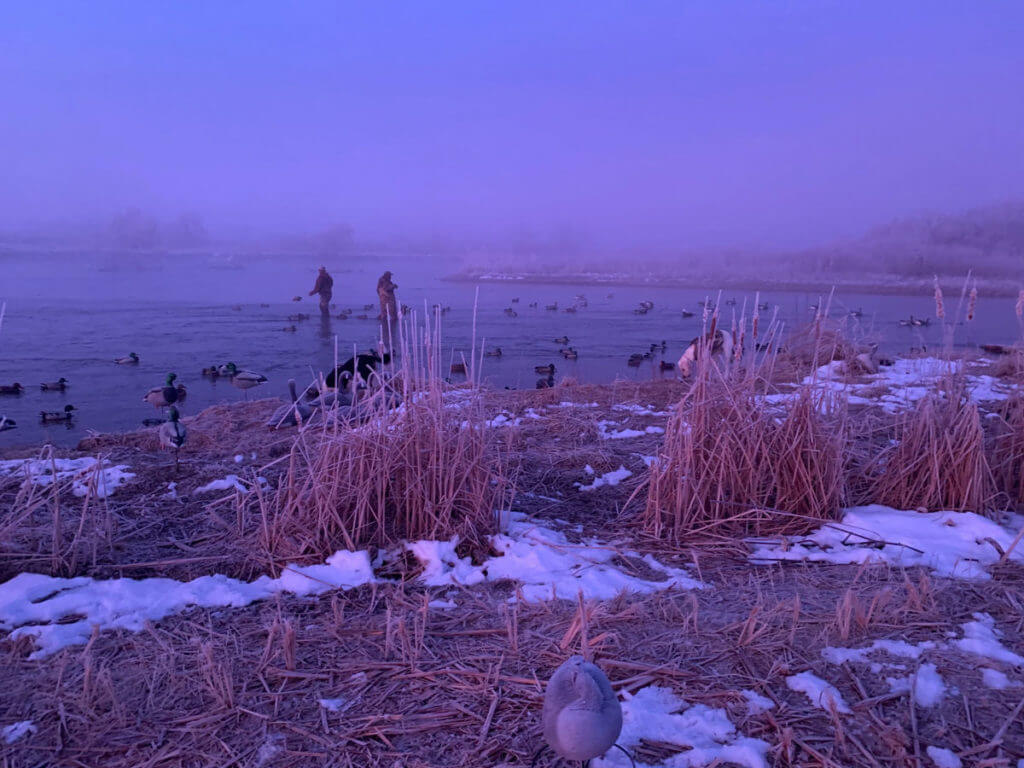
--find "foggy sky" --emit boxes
[2,1,1023,250]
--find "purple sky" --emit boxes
[2,1,1023,249]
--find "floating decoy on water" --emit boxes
[535,655,629,767]
[680,309,695,318]
[0,383,24,395]
[529,302,539,308]
[114,352,140,365]
[41,378,69,391]
[158,407,187,470]
[562,348,578,360]
[144,373,183,409]
[504,307,518,317]
[535,363,556,376]
[282,325,297,332]
[0,415,15,431]
[660,360,676,372]
[484,347,503,358]
[292,295,302,302]
[758,302,770,311]
[41,404,76,423]
[546,303,558,311]
[511,297,520,303]
[230,369,268,399]
[554,336,570,345]
[267,379,312,429]
[201,366,220,378]
[218,363,238,377]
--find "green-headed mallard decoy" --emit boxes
[534,363,555,376]
[158,406,187,470]
[554,336,569,345]
[217,362,238,377]
[0,383,24,395]
[40,377,68,391]
[114,352,140,365]
[201,366,220,378]
[40,404,76,423]
[143,373,181,409]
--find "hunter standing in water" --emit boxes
[377,270,398,346]
[309,266,334,316]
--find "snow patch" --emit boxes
[576,466,633,491]
[741,690,775,715]
[785,671,851,714]
[913,663,946,707]
[0,457,134,498]
[926,746,961,768]
[2,720,36,744]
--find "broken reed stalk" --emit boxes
[869,380,996,516]
[259,308,512,566]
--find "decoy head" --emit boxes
[166,372,177,384]
[64,404,76,412]
[58,377,68,384]
[130,352,139,361]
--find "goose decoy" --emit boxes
[0,383,24,395]
[451,362,467,375]
[158,407,187,470]
[0,416,15,432]
[267,379,313,429]
[554,336,570,345]
[40,404,76,423]
[535,363,556,376]
[484,347,503,358]
[114,352,140,365]
[536,655,628,767]
[143,373,181,409]
[41,378,68,391]
[230,369,268,399]
[680,309,695,318]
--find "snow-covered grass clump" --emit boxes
[0,457,134,498]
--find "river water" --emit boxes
[0,249,1017,447]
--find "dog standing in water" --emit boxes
[677,328,734,377]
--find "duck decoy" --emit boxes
[41,404,76,423]
[562,348,578,360]
[528,302,539,308]
[536,371,555,389]
[758,302,770,311]
[660,340,667,352]
[0,383,24,395]
[681,309,695,318]
[259,303,270,308]
[41,378,68,391]
[535,655,629,767]
[450,362,467,375]
[511,297,520,303]
[230,369,268,399]
[546,303,558,311]
[484,347,503,358]
[554,336,570,345]
[114,352,140,365]
[292,295,302,302]
[141,417,164,427]
[659,360,676,372]
[282,325,297,332]
[535,363,556,376]
[564,306,577,313]
[158,407,187,470]
[0,416,15,431]
[267,379,313,429]
[504,308,519,317]
[143,373,182,409]
[201,366,220,378]
[218,363,238,377]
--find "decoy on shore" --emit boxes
[114,352,140,365]
[41,378,69,391]
[0,416,15,431]
[535,363,556,376]
[536,655,629,767]
[230,369,268,399]
[158,407,187,470]
[267,379,312,429]
[143,373,184,409]
[0,383,24,395]
[40,404,76,423]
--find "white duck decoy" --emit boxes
[230,368,268,399]
[536,656,630,767]
[158,407,187,470]
[266,379,312,429]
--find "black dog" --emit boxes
[325,350,392,389]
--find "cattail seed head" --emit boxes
[966,285,977,322]
[1016,289,1024,321]
[933,278,945,320]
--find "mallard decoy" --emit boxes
[292,296,302,302]
[562,348,578,360]
[114,352,140,365]
[282,325,297,332]
[0,415,15,431]
[143,373,182,409]
[267,379,313,429]
[535,363,556,376]
[41,378,69,391]
[660,360,676,372]
[545,303,558,311]
[554,336,570,345]
[0,383,24,395]
[681,309,695,318]
[536,656,628,767]
[536,371,555,389]
[230,369,268,399]
[158,407,187,470]
[201,366,220,378]
[511,297,520,303]
[484,348,503,358]
[41,404,76,423]
[218,362,238,376]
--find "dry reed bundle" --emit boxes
[258,310,512,565]
[869,384,995,515]
[991,392,1024,507]
[640,370,845,542]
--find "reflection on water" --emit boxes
[0,251,1016,447]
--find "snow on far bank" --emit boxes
[2,514,700,659]
[785,671,852,714]
[407,513,702,602]
[575,465,632,491]
[0,457,134,498]
[593,685,769,768]
[748,505,1024,580]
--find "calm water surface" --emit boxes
[0,250,1016,447]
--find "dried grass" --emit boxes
[991,392,1024,508]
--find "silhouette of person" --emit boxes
[309,266,334,316]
